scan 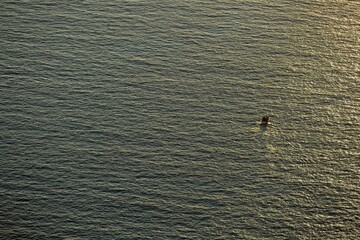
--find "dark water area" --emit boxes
[1,0,359,239]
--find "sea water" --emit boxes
[0,0,359,239]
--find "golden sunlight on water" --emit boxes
[0,0,359,239]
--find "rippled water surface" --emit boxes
[1,0,359,239]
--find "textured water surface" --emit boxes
[1,0,359,239]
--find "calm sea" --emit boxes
[1,0,359,239]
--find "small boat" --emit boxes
[260,115,270,125]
